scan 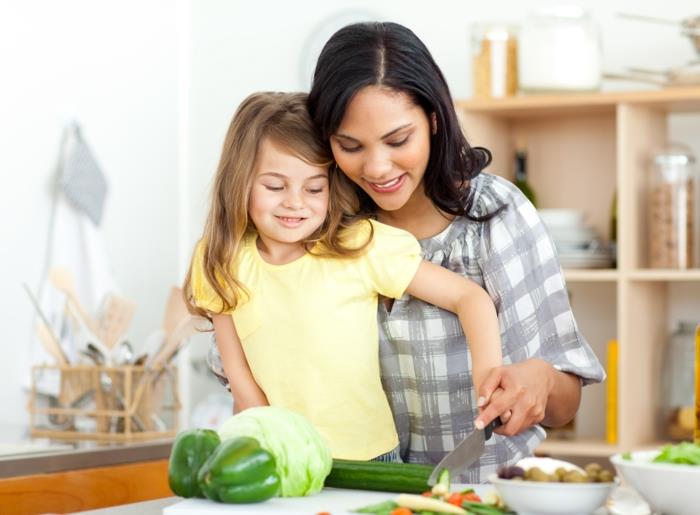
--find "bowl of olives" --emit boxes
[489,458,617,515]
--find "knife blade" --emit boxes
[427,418,501,486]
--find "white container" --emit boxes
[611,450,700,515]
[519,4,601,92]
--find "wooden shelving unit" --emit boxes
[457,87,700,457]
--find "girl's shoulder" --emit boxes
[341,218,418,245]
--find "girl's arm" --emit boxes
[404,261,502,395]
[212,314,269,413]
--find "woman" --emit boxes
[305,21,605,481]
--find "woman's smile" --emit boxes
[365,173,407,193]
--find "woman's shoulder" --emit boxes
[467,172,529,219]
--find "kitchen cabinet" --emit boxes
[456,87,700,458]
[0,440,172,514]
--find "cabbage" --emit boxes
[217,406,332,496]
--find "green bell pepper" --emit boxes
[168,428,221,498]
[197,436,281,503]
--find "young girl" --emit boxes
[185,91,502,461]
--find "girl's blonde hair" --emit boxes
[184,92,369,319]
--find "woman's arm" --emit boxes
[212,314,269,413]
[404,260,502,394]
[474,359,582,435]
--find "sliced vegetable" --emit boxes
[168,428,221,498]
[326,459,433,494]
[395,494,467,515]
[446,492,464,506]
[462,501,512,515]
[353,500,399,514]
[197,436,280,503]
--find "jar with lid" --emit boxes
[661,321,698,441]
[648,143,698,269]
[519,4,601,92]
[471,24,518,98]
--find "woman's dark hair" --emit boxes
[308,21,499,219]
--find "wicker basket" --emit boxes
[28,364,179,442]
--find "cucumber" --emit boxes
[324,459,434,493]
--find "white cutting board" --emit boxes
[164,485,493,515]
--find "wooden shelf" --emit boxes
[535,439,666,458]
[564,269,619,282]
[628,269,700,281]
[456,87,700,118]
[458,87,700,454]
[535,439,619,458]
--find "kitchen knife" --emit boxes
[427,418,502,486]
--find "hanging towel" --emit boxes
[59,124,108,226]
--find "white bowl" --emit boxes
[538,209,586,228]
[610,450,700,515]
[489,473,616,515]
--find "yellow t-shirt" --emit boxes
[190,219,422,459]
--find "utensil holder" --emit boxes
[28,364,179,442]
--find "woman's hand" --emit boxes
[474,359,582,436]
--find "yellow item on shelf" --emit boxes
[695,326,699,444]
[606,339,618,445]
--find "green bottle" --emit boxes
[514,149,537,207]
[610,191,617,268]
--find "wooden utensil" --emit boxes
[99,294,136,349]
[163,287,189,336]
[49,267,102,336]
[64,299,112,365]
[23,282,69,365]
[36,322,69,366]
[151,315,200,368]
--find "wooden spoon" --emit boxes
[49,267,102,336]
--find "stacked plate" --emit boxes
[538,209,613,269]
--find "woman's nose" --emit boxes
[362,149,393,180]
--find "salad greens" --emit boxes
[653,442,700,465]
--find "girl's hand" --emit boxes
[474,359,554,436]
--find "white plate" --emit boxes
[539,209,586,228]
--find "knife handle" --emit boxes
[484,417,503,440]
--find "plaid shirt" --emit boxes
[377,173,604,482]
[207,172,605,482]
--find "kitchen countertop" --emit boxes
[78,497,179,514]
[0,438,172,478]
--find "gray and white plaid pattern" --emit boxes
[377,173,604,483]
[207,173,605,483]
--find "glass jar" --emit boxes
[519,4,601,92]
[661,321,697,441]
[648,143,698,269]
[471,24,518,98]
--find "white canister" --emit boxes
[519,4,602,92]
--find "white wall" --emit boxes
[2,0,699,438]
[0,1,180,436]
[184,0,700,427]
[186,0,699,238]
